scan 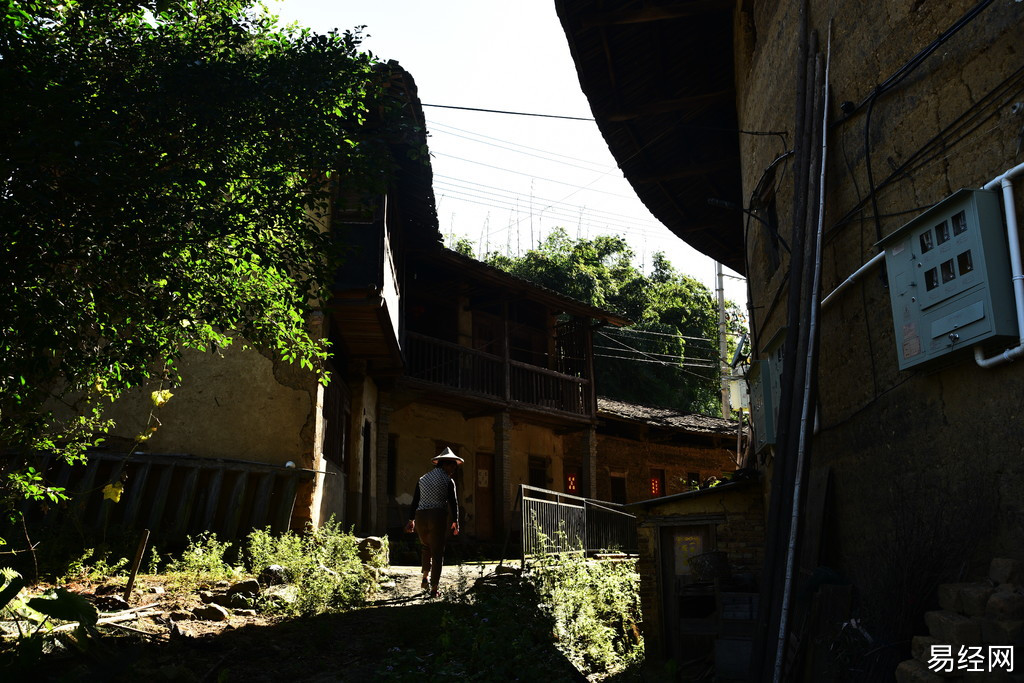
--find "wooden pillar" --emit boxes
[493,410,513,534]
[580,424,598,499]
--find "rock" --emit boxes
[979,617,1024,645]
[258,564,290,587]
[215,580,230,588]
[228,593,254,609]
[262,584,298,606]
[960,584,995,617]
[895,658,945,683]
[95,595,130,612]
[228,578,261,597]
[938,583,974,613]
[148,586,165,595]
[911,635,939,663]
[991,559,1024,585]
[192,603,229,621]
[358,536,386,565]
[199,590,216,604]
[210,593,233,608]
[924,610,981,644]
[233,608,257,618]
[987,591,1024,620]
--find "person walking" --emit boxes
[404,447,462,597]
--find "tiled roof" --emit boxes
[597,396,739,435]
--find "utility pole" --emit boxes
[716,261,731,419]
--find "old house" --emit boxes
[43,62,739,554]
[588,396,741,504]
[627,477,764,676]
[557,0,1024,677]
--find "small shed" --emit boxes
[626,475,765,678]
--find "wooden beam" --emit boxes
[605,89,734,122]
[581,0,734,29]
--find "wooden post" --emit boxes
[123,529,150,603]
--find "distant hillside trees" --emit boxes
[482,229,744,414]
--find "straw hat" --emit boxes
[432,447,464,465]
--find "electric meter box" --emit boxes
[750,328,785,452]
[878,188,1017,370]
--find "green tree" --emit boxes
[485,229,743,414]
[0,0,401,517]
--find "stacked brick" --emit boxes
[896,559,1024,682]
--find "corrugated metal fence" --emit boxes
[519,484,637,561]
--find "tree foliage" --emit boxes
[485,229,743,414]
[0,0,400,512]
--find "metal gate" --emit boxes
[519,484,637,560]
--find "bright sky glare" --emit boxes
[272,0,747,305]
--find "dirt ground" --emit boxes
[29,564,505,682]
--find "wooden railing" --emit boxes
[405,332,591,416]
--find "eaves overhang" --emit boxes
[555,0,746,274]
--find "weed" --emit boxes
[531,531,644,676]
[163,532,240,590]
[245,517,377,616]
[61,548,130,584]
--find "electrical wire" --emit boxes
[434,175,660,228]
[422,103,595,121]
[433,152,636,199]
[426,120,617,169]
[428,127,615,174]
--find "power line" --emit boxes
[430,127,614,174]
[422,103,595,121]
[433,183,664,238]
[594,353,718,369]
[434,175,660,228]
[433,152,637,199]
[427,120,616,169]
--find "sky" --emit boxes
[271,0,747,305]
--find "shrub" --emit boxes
[245,517,377,616]
[531,535,644,675]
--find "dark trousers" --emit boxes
[415,507,450,589]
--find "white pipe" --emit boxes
[774,25,830,683]
[975,162,1024,368]
[821,251,886,308]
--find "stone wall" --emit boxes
[736,0,1024,595]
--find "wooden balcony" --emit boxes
[404,332,592,418]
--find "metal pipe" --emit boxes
[774,25,830,683]
[820,251,886,308]
[975,162,1024,367]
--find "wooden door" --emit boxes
[475,452,494,540]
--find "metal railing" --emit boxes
[519,484,637,561]
[405,332,591,416]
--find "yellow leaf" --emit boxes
[102,482,123,503]
[151,389,173,407]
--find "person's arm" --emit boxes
[409,482,421,520]
[404,481,421,533]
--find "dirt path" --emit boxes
[29,564,511,682]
